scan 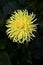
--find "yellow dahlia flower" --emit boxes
[6,10,37,43]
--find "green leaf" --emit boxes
[0,38,8,49]
[39,21,43,28]
[31,35,43,59]
[3,1,20,17]
[0,21,4,27]
[0,51,11,65]
[17,44,32,64]
[39,21,43,33]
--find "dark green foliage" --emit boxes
[0,0,43,65]
[0,51,11,65]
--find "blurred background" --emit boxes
[0,0,43,65]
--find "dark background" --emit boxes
[0,0,43,65]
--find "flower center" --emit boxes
[17,23,24,29]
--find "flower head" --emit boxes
[6,9,37,43]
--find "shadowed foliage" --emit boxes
[0,0,43,65]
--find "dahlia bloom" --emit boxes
[6,10,37,43]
